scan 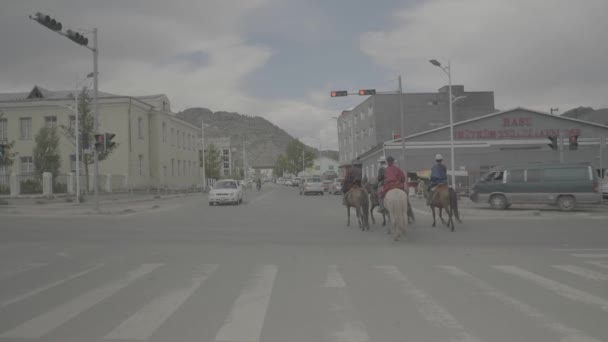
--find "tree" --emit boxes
[33,125,61,176]
[61,87,118,191]
[284,139,315,174]
[273,154,288,177]
[204,143,222,179]
[0,112,17,169]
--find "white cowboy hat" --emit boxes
[435,154,443,161]
[378,156,386,163]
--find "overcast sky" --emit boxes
[2,0,607,150]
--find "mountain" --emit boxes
[561,107,608,126]
[176,107,338,168]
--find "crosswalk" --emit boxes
[0,250,607,341]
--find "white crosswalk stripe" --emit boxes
[552,265,608,281]
[214,265,278,342]
[441,265,602,342]
[494,265,608,312]
[570,253,608,258]
[323,265,346,288]
[105,264,218,340]
[1,263,163,339]
[376,265,483,342]
[586,260,608,269]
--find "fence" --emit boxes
[0,174,9,194]
[18,174,42,194]
[53,174,70,194]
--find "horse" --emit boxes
[384,189,409,241]
[419,179,460,232]
[345,185,370,231]
[366,183,388,227]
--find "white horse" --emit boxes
[384,189,409,241]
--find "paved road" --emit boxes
[0,184,607,342]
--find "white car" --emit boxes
[209,179,243,206]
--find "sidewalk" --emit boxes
[0,191,204,217]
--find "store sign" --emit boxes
[455,117,581,139]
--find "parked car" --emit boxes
[322,179,333,192]
[329,178,343,195]
[284,179,293,186]
[299,177,324,195]
[292,177,302,187]
[470,162,602,211]
[209,179,243,206]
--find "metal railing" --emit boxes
[18,173,42,194]
[0,174,9,194]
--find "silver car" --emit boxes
[299,177,324,195]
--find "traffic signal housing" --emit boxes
[94,134,104,151]
[358,89,376,96]
[66,29,89,46]
[32,12,62,31]
[330,90,348,97]
[0,143,6,158]
[104,133,116,150]
[569,135,579,150]
[547,136,558,150]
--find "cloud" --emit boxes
[360,0,608,111]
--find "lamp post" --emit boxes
[430,59,456,188]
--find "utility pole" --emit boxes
[398,75,406,173]
[201,119,206,189]
[92,28,100,210]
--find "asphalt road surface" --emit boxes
[1,184,607,342]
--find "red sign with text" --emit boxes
[455,117,581,140]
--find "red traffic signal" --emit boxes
[569,135,579,150]
[358,89,376,96]
[547,136,558,150]
[330,90,348,97]
[104,133,116,149]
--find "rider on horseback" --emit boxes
[376,156,387,213]
[342,159,363,206]
[428,154,448,205]
[378,156,406,212]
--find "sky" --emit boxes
[2,0,608,150]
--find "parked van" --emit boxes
[470,162,601,211]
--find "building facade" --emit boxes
[0,86,201,191]
[336,85,495,164]
[298,156,340,177]
[206,137,233,177]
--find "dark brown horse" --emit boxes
[420,179,459,232]
[366,183,388,227]
[345,185,370,231]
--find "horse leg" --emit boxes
[439,207,447,225]
[370,203,376,225]
[431,206,436,227]
[448,206,455,232]
[347,206,351,227]
[356,207,363,230]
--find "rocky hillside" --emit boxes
[561,106,608,126]
[176,108,338,168]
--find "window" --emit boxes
[177,160,181,176]
[224,169,230,176]
[171,128,175,146]
[44,116,57,127]
[0,165,7,176]
[171,159,175,176]
[70,155,77,172]
[483,171,504,182]
[187,161,191,176]
[68,115,76,131]
[182,132,186,149]
[329,165,334,170]
[315,165,321,170]
[0,119,7,141]
[138,155,143,176]
[224,162,229,170]
[509,169,525,183]
[177,130,181,148]
[527,169,541,183]
[137,117,144,139]
[162,122,167,142]
[20,156,33,174]
[20,118,32,140]
[543,167,589,182]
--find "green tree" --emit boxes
[33,125,61,176]
[284,139,315,174]
[204,143,222,179]
[0,112,17,169]
[273,154,288,177]
[61,87,118,191]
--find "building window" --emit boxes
[68,115,76,131]
[0,118,7,141]
[138,117,144,139]
[44,116,57,127]
[138,155,143,176]
[315,165,320,170]
[162,122,167,142]
[182,132,186,149]
[177,130,181,148]
[329,165,334,170]
[70,154,77,172]
[163,165,167,178]
[177,160,181,176]
[20,118,32,140]
[171,128,175,146]
[171,159,175,176]
[0,165,7,176]
[20,156,33,174]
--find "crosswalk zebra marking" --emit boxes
[105,264,218,340]
[494,265,608,312]
[441,266,602,342]
[323,265,346,288]
[1,263,163,339]
[552,265,608,281]
[570,253,608,258]
[586,260,608,270]
[0,262,47,280]
[0,264,104,309]
[214,265,277,342]
[376,265,482,342]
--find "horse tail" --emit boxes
[449,187,460,221]
[362,188,370,228]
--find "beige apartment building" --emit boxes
[0,86,201,191]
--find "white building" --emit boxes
[298,156,339,177]
[0,85,201,191]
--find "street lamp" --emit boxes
[30,12,101,210]
[429,59,456,189]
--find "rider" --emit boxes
[256,178,262,190]
[342,159,363,205]
[428,154,448,205]
[376,156,387,213]
[378,156,406,212]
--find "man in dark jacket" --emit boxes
[342,160,363,205]
[376,156,387,212]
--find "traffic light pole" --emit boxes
[92,28,100,210]
[559,135,565,163]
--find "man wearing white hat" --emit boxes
[428,154,448,205]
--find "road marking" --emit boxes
[586,260,608,270]
[327,294,369,342]
[1,263,163,339]
[494,265,608,312]
[411,207,430,216]
[552,248,608,252]
[570,253,608,258]
[215,265,277,342]
[105,264,218,340]
[0,264,104,308]
[552,265,608,281]
[0,262,47,280]
[247,188,276,205]
[376,265,482,342]
[323,265,346,288]
[441,266,601,342]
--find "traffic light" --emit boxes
[104,133,116,150]
[547,136,558,150]
[66,29,89,46]
[358,89,376,96]
[330,90,348,97]
[94,134,104,151]
[0,143,6,158]
[569,135,579,150]
[32,12,62,31]
[81,132,90,150]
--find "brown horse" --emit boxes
[366,183,388,227]
[345,185,370,231]
[420,180,458,231]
